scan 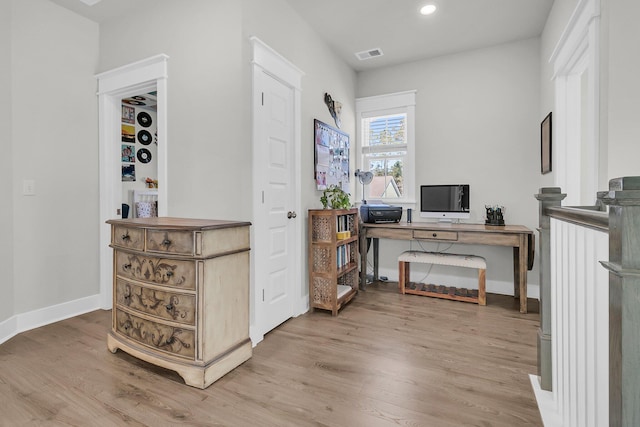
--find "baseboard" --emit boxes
[295,294,309,317]
[0,315,18,346]
[250,294,309,348]
[0,293,103,346]
[249,326,263,347]
[529,373,562,427]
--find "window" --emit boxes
[356,91,416,204]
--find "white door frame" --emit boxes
[250,37,305,344]
[96,54,169,309]
[550,0,601,205]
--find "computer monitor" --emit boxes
[420,184,470,220]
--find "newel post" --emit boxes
[601,176,640,427]
[534,187,566,391]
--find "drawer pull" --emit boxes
[121,233,130,241]
[166,337,175,345]
[165,303,174,311]
[433,233,437,238]
[166,271,174,278]
[162,239,172,246]
[123,263,132,270]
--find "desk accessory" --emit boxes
[485,205,505,226]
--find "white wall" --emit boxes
[539,0,580,190]
[10,0,100,314]
[356,39,542,296]
[0,0,14,324]
[606,0,640,180]
[99,0,247,221]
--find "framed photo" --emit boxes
[122,164,136,182]
[122,105,135,124]
[541,112,552,174]
[314,119,350,191]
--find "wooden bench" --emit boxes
[398,251,486,305]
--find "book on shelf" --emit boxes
[336,214,351,233]
[336,244,352,268]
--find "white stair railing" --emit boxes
[534,178,640,427]
[548,217,609,426]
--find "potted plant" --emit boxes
[320,185,351,209]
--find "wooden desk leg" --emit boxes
[398,260,409,294]
[513,247,520,299]
[373,238,379,281]
[360,230,367,290]
[519,239,528,313]
[513,238,528,314]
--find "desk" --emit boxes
[360,222,534,313]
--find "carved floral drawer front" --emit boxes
[115,250,196,290]
[146,230,194,255]
[115,279,196,325]
[112,225,144,250]
[115,309,195,359]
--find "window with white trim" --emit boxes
[356,91,416,204]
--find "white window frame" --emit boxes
[355,90,416,205]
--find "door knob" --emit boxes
[287,211,297,219]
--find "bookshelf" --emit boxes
[308,208,359,315]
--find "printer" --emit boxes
[360,203,402,224]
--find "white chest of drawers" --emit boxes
[106,217,252,389]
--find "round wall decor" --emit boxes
[137,130,152,145]
[137,148,152,163]
[137,111,152,127]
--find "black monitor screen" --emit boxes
[420,185,469,212]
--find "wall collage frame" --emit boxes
[313,119,350,191]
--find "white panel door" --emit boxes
[255,69,296,334]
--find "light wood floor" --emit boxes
[0,282,542,426]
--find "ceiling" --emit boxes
[284,0,555,71]
[48,0,555,72]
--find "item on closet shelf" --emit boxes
[135,201,157,218]
[137,130,152,145]
[137,148,152,163]
[137,111,152,127]
[121,124,135,143]
[123,99,145,106]
[132,189,158,218]
[144,177,158,188]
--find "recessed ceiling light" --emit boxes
[79,0,102,6]
[420,4,437,15]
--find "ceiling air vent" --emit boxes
[355,48,384,61]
